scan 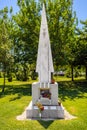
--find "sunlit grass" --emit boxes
[54,76,85,82]
[0,78,36,85]
[0,77,87,130]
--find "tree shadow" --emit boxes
[0,80,87,102]
[58,80,87,101]
[0,84,32,100]
[9,93,22,101]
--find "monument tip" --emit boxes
[36,2,54,83]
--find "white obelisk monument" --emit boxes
[36,3,54,84]
[26,4,64,119]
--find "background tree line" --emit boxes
[0,0,87,92]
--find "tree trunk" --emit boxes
[71,65,74,81]
[86,65,87,80]
[2,71,6,93]
[23,66,28,81]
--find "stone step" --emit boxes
[26,101,64,119]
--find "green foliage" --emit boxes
[29,64,37,80]
[14,63,29,81]
[75,21,87,66]
[10,0,77,81]
[0,7,14,92]
[74,20,87,80]
[44,0,77,66]
[11,0,40,81]
[0,0,87,82]
[0,72,3,78]
[65,66,80,78]
[13,0,40,64]
[65,67,72,78]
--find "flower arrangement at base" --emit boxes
[58,99,61,106]
[36,102,44,118]
[58,101,61,106]
[40,90,51,99]
[51,79,55,84]
[36,102,44,113]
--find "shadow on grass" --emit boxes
[58,80,87,101]
[38,120,54,129]
[0,84,32,100]
[0,80,87,102]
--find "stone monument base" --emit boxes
[26,101,64,119]
[32,82,58,106]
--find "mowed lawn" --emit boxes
[0,77,87,130]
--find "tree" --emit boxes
[75,20,87,80]
[15,0,76,65]
[39,0,77,71]
[12,0,40,80]
[11,0,77,80]
[0,8,13,92]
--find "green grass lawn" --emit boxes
[0,77,87,130]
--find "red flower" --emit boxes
[58,102,61,106]
[51,79,55,84]
[40,106,44,111]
